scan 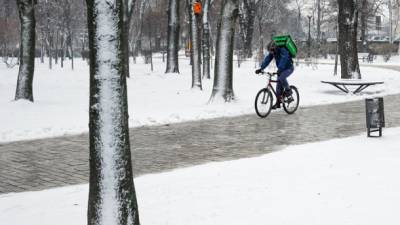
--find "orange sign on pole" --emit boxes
[193,1,202,15]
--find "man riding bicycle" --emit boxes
[255,40,294,109]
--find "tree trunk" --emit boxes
[55,30,59,65]
[338,0,361,79]
[360,0,368,52]
[334,27,339,76]
[295,0,302,37]
[15,0,36,102]
[48,38,53,70]
[316,0,321,45]
[40,41,44,63]
[122,0,136,78]
[209,0,239,102]
[389,0,393,43]
[202,0,211,79]
[69,32,75,70]
[188,0,202,89]
[165,0,180,73]
[86,0,140,224]
[238,0,255,58]
[61,34,64,68]
[70,37,74,70]
[256,10,264,65]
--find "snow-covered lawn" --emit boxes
[1,56,399,143]
[1,127,400,225]
[317,54,400,66]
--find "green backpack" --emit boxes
[272,35,298,58]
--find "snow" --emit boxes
[2,127,400,225]
[1,55,400,143]
[92,0,124,224]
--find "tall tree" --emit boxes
[238,0,255,58]
[86,0,140,224]
[123,0,135,77]
[202,0,211,79]
[316,0,321,45]
[209,0,238,102]
[15,0,36,102]
[165,0,180,73]
[359,0,368,52]
[187,0,202,90]
[337,0,360,79]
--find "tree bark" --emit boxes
[316,0,321,45]
[188,0,202,90]
[202,0,211,79]
[86,0,140,224]
[337,0,361,79]
[238,0,255,58]
[165,0,180,73]
[55,31,59,65]
[122,0,136,78]
[209,0,239,102]
[15,0,36,102]
[334,26,339,76]
[70,33,75,70]
[360,0,368,52]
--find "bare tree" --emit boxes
[123,0,136,77]
[0,0,19,67]
[337,0,361,79]
[316,0,322,44]
[15,0,36,102]
[187,0,202,90]
[294,0,304,38]
[209,0,239,102]
[238,0,256,58]
[86,0,140,224]
[254,0,293,63]
[202,0,211,79]
[165,0,180,73]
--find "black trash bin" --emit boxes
[365,97,385,137]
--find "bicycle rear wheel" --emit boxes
[283,85,299,114]
[255,88,273,118]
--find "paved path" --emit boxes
[1,93,400,194]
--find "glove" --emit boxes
[255,69,262,74]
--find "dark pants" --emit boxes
[277,67,294,100]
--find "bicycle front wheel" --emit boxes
[255,88,273,118]
[283,85,299,114]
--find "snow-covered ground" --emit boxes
[1,127,400,225]
[1,56,399,143]
[318,54,400,66]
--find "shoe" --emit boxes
[286,96,294,103]
[284,89,293,97]
[272,102,281,109]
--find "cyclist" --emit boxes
[255,40,294,109]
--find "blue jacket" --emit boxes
[260,47,293,72]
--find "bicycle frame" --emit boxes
[262,72,280,100]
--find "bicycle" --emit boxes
[254,71,300,118]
